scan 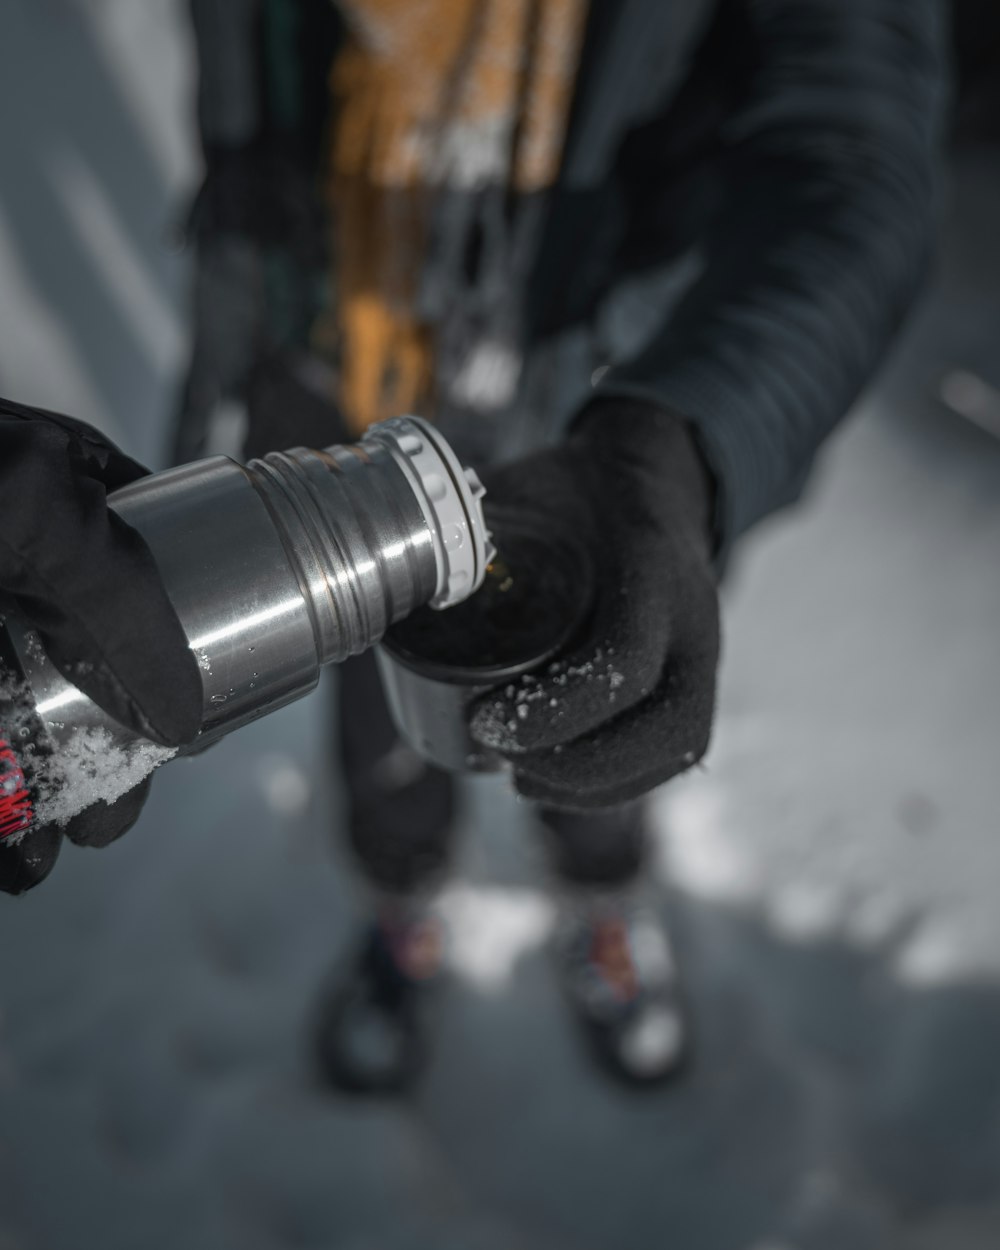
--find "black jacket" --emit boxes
[537,0,947,548]
[190,0,948,551]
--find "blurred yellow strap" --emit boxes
[321,0,590,435]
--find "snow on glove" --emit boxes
[0,398,202,893]
[468,397,720,810]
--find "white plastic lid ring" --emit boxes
[363,416,496,610]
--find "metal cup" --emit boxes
[376,519,595,772]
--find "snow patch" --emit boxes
[436,883,555,993]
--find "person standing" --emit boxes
[173,0,947,1091]
[0,0,946,1093]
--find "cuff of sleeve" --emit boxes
[587,362,807,564]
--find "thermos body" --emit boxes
[0,417,492,837]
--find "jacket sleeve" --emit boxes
[595,0,949,551]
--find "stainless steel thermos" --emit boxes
[0,417,493,839]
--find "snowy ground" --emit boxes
[1,4,999,1249]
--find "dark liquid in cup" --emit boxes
[386,528,592,677]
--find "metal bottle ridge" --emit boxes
[0,417,493,838]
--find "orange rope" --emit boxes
[319,0,590,434]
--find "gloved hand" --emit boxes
[468,397,720,809]
[0,398,202,893]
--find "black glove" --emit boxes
[0,398,202,893]
[468,398,720,809]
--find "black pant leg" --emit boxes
[536,800,647,888]
[336,649,457,893]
